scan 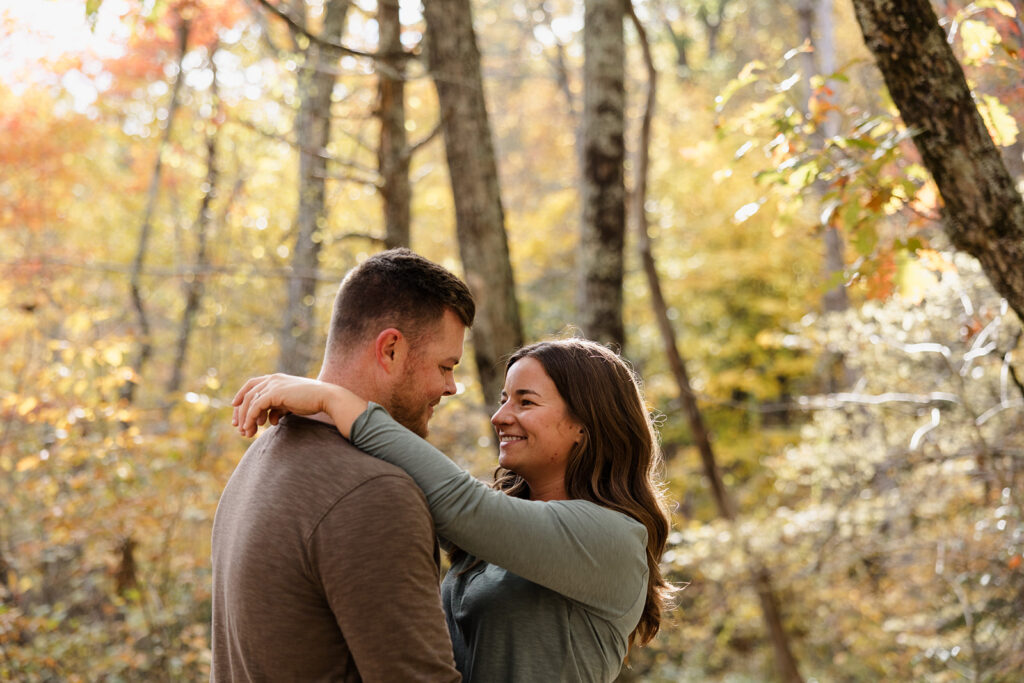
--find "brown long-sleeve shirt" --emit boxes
[210,415,460,682]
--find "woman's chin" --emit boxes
[497,450,517,471]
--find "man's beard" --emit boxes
[386,364,431,437]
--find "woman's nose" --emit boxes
[491,401,512,426]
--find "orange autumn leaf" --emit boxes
[917,248,957,273]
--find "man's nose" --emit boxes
[442,374,457,396]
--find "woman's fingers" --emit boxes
[232,374,328,437]
[232,375,268,428]
[232,376,263,407]
[241,380,273,437]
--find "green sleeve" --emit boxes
[351,403,649,619]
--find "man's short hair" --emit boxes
[327,248,475,352]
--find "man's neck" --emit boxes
[318,360,389,411]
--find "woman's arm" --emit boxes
[232,374,365,439]
[233,377,648,618]
[351,404,649,620]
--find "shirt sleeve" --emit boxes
[351,403,649,620]
[309,472,461,682]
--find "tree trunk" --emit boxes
[627,8,804,682]
[121,16,190,404]
[422,0,524,406]
[167,47,221,395]
[578,0,626,349]
[851,0,1024,322]
[798,0,849,317]
[812,0,849,317]
[278,0,350,375]
[376,0,410,250]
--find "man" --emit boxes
[211,249,474,681]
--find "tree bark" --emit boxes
[376,0,410,249]
[578,0,626,349]
[627,7,803,682]
[167,47,221,395]
[278,0,350,375]
[121,15,190,404]
[797,0,848,316]
[813,0,849,317]
[851,0,1024,322]
[422,0,524,406]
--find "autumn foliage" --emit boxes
[1,1,1022,681]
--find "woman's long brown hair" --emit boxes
[490,339,673,648]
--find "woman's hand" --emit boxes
[231,374,368,439]
[232,374,337,437]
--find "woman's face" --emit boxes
[491,357,582,487]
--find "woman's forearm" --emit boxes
[232,373,368,439]
[322,384,368,439]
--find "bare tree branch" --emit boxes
[404,121,443,160]
[248,0,414,83]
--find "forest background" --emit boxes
[2,0,1023,681]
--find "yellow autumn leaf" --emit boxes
[976,0,1016,17]
[977,93,1019,147]
[103,346,123,366]
[917,249,957,274]
[897,254,938,305]
[18,396,39,415]
[65,310,92,335]
[16,455,38,472]
[960,20,999,63]
[911,179,941,214]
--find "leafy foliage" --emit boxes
[2,0,1023,681]
[636,256,1024,682]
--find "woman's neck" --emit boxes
[527,478,568,502]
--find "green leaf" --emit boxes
[85,0,103,28]
[853,223,879,256]
[842,200,861,231]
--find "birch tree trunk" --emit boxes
[813,0,848,316]
[578,0,626,349]
[422,0,523,406]
[627,8,803,682]
[798,0,848,316]
[851,0,1024,322]
[376,0,410,249]
[278,0,350,375]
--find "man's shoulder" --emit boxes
[265,415,417,489]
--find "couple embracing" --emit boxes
[210,249,673,682]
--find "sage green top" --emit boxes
[351,403,650,682]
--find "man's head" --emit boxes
[321,249,475,437]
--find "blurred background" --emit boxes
[1,0,1022,680]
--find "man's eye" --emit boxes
[521,399,534,406]
[441,366,453,373]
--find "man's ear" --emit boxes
[374,328,407,373]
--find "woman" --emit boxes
[233,339,673,681]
